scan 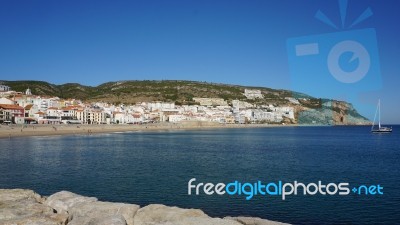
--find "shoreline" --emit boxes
[0,122,300,139]
[0,122,373,139]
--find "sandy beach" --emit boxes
[0,122,294,139]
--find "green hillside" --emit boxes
[1,80,299,105]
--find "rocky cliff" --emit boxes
[296,99,371,125]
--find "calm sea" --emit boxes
[0,126,399,225]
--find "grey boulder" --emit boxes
[67,200,139,225]
[133,204,242,225]
[44,191,97,214]
[224,216,291,225]
[0,189,68,225]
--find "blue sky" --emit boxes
[0,0,399,123]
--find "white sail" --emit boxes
[371,99,392,133]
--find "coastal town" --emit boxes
[0,84,295,125]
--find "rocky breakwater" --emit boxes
[0,189,290,225]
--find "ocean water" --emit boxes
[0,126,399,225]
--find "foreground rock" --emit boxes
[0,189,68,225]
[0,189,290,225]
[44,191,98,214]
[44,191,139,225]
[134,204,241,225]
[225,216,291,225]
[67,200,139,225]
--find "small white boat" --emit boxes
[371,99,392,133]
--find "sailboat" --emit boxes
[371,99,392,133]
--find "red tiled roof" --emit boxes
[66,106,83,110]
[25,104,33,110]
[0,104,24,110]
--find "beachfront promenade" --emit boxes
[0,122,290,139]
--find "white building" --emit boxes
[0,97,15,105]
[24,104,39,118]
[147,102,175,111]
[285,97,300,105]
[132,113,143,124]
[113,112,126,124]
[60,107,76,118]
[193,98,228,106]
[232,100,253,109]
[168,114,186,123]
[0,85,10,92]
[244,89,263,99]
[182,105,198,113]
[38,97,60,111]
[25,88,32,96]
[273,107,295,119]
[15,96,35,107]
[0,104,24,123]
[46,107,60,117]
[76,109,106,124]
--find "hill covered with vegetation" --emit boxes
[0,80,369,125]
[1,80,307,105]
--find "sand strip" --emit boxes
[0,122,297,139]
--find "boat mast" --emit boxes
[378,99,381,129]
[372,100,378,131]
